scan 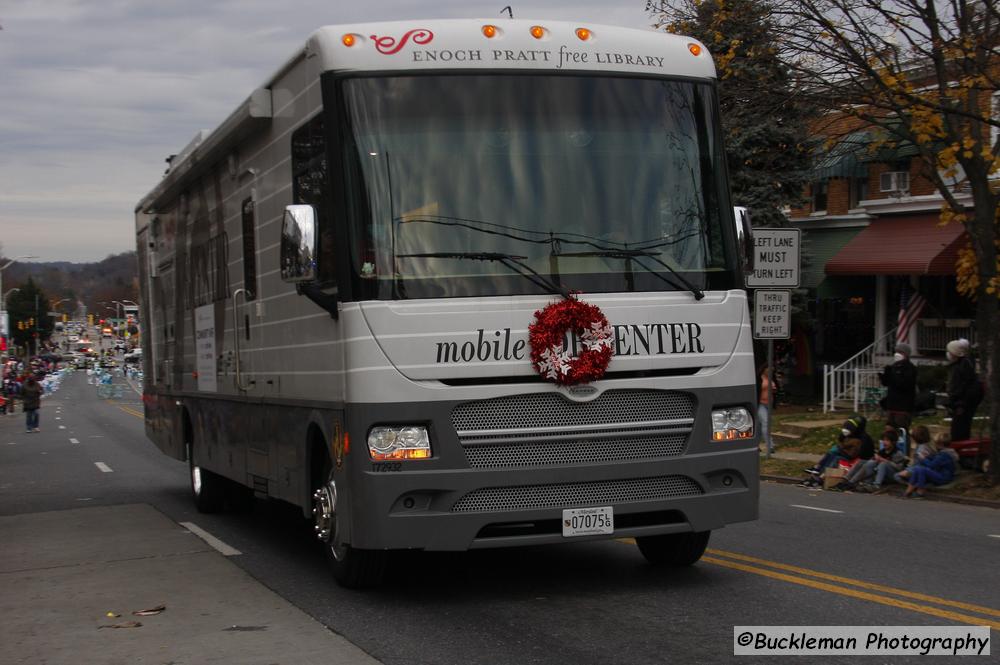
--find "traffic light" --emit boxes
[17,321,24,330]
[28,318,34,327]
[62,314,68,322]
[88,314,94,325]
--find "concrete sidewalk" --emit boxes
[0,504,382,665]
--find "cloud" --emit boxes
[1,0,656,262]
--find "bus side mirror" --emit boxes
[281,205,318,283]
[733,206,754,276]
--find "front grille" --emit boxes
[464,434,687,469]
[452,390,695,469]
[452,390,694,432]
[450,475,703,513]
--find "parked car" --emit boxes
[124,348,142,363]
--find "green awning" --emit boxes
[812,131,871,179]
[799,226,865,291]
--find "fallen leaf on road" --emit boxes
[105,612,121,618]
[132,604,166,616]
[99,620,143,629]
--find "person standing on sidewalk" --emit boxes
[945,339,983,441]
[757,365,774,454]
[880,342,917,430]
[21,375,43,433]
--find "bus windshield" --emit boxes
[339,74,736,300]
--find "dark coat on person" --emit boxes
[881,358,917,412]
[21,378,42,411]
[840,416,875,460]
[946,356,982,412]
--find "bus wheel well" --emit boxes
[308,424,329,492]
[181,408,194,459]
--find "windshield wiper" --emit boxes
[397,252,572,299]
[557,248,705,300]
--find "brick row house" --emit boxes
[784,91,998,396]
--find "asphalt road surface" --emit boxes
[2,370,998,664]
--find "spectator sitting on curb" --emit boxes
[799,416,874,488]
[833,428,907,492]
[896,433,958,499]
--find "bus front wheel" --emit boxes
[636,530,711,566]
[313,471,386,588]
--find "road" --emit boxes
[1,369,998,664]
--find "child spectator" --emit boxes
[799,416,874,487]
[896,433,958,499]
[833,428,907,492]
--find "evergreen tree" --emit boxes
[7,278,51,353]
[648,0,814,227]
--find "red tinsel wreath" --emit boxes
[528,298,613,385]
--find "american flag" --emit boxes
[896,284,927,345]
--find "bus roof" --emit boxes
[136,19,714,216]
[308,19,715,79]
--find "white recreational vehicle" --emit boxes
[135,19,758,587]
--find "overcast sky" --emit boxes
[0,1,657,264]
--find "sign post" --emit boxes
[748,228,801,459]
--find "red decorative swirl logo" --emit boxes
[370,28,434,55]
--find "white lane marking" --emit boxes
[179,522,242,556]
[989,535,1000,539]
[76,497,93,501]
[6,442,15,445]
[69,438,80,444]
[790,504,844,514]
[94,462,113,473]
[58,425,66,430]
[55,417,62,420]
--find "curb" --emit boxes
[761,474,1000,510]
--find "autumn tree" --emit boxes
[647,0,816,228]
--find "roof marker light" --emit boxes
[342,34,357,47]
[576,28,592,41]
[530,25,546,39]
[482,24,498,38]
[688,43,702,56]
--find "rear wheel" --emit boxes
[636,530,711,566]
[188,441,226,513]
[312,462,386,588]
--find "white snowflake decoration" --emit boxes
[538,344,572,379]
[581,321,613,351]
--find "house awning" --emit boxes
[825,214,968,276]
[812,131,871,179]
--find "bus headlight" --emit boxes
[368,426,432,460]
[711,407,754,441]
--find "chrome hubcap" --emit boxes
[312,481,336,542]
[191,465,202,495]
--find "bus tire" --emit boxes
[313,463,386,588]
[636,530,711,566]
[188,441,226,513]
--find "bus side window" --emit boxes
[241,197,257,299]
[291,114,335,283]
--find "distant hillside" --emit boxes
[1,252,138,319]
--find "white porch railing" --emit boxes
[823,327,898,413]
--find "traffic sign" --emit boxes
[746,228,800,288]
[753,290,791,339]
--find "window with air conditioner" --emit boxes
[879,171,909,193]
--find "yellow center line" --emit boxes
[118,405,144,420]
[707,548,1000,619]
[701,556,1000,631]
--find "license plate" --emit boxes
[562,506,614,537]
